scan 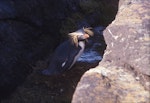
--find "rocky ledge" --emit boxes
[72,0,150,103]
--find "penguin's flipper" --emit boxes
[61,46,81,70]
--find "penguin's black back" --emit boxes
[46,40,81,74]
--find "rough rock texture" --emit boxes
[104,0,150,76]
[72,66,149,103]
[72,0,150,103]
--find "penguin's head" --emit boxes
[68,27,94,46]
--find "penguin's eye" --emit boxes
[84,31,88,34]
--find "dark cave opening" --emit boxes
[0,0,119,102]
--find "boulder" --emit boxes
[72,66,149,103]
[72,0,150,103]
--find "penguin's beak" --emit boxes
[84,33,90,39]
[78,34,90,40]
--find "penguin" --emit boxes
[41,27,94,75]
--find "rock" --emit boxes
[72,66,149,103]
[102,0,150,89]
[104,0,150,76]
[72,0,150,103]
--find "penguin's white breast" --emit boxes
[68,41,85,69]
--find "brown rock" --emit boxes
[103,0,150,76]
[72,66,149,103]
[102,0,150,90]
[72,0,150,103]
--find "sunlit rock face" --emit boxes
[72,0,150,103]
[104,0,150,76]
[72,66,150,103]
[103,0,150,90]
